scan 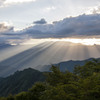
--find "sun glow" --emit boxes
[21,38,100,46]
[0,38,100,74]
[49,38,100,46]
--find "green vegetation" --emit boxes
[0,59,100,100]
[0,68,45,96]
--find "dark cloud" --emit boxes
[33,18,47,24]
[22,14,100,38]
[1,14,100,44]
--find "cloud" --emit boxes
[0,0,36,7]
[34,18,47,25]
[1,14,100,45]
[0,22,14,33]
[92,6,100,14]
[43,6,56,12]
[21,14,100,38]
[0,0,5,6]
[87,6,100,14]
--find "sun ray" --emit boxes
[0,38,100,76]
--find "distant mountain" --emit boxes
[0,68,45,97]
[38,58,100,72]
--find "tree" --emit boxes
[28,82,46,100]
[1,60,100,100]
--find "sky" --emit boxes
[0,0,100,73]
[0,0,100,45]
[0,0,100,28]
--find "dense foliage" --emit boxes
[0,59,100,100]
[0,68,45,96]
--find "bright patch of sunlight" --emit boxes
[49,38,100,46]
[21,38,100,46]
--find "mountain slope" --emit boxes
[38,58,100,72]
[0,58,100,97]
[0,68,45,97]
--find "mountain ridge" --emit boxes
[37,58,100,72]
[0,68,45,96]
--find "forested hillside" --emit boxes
[0,68,45,96]
[0,59,100,100]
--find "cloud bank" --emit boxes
[0,14,100,44]
[22,14,100,38]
